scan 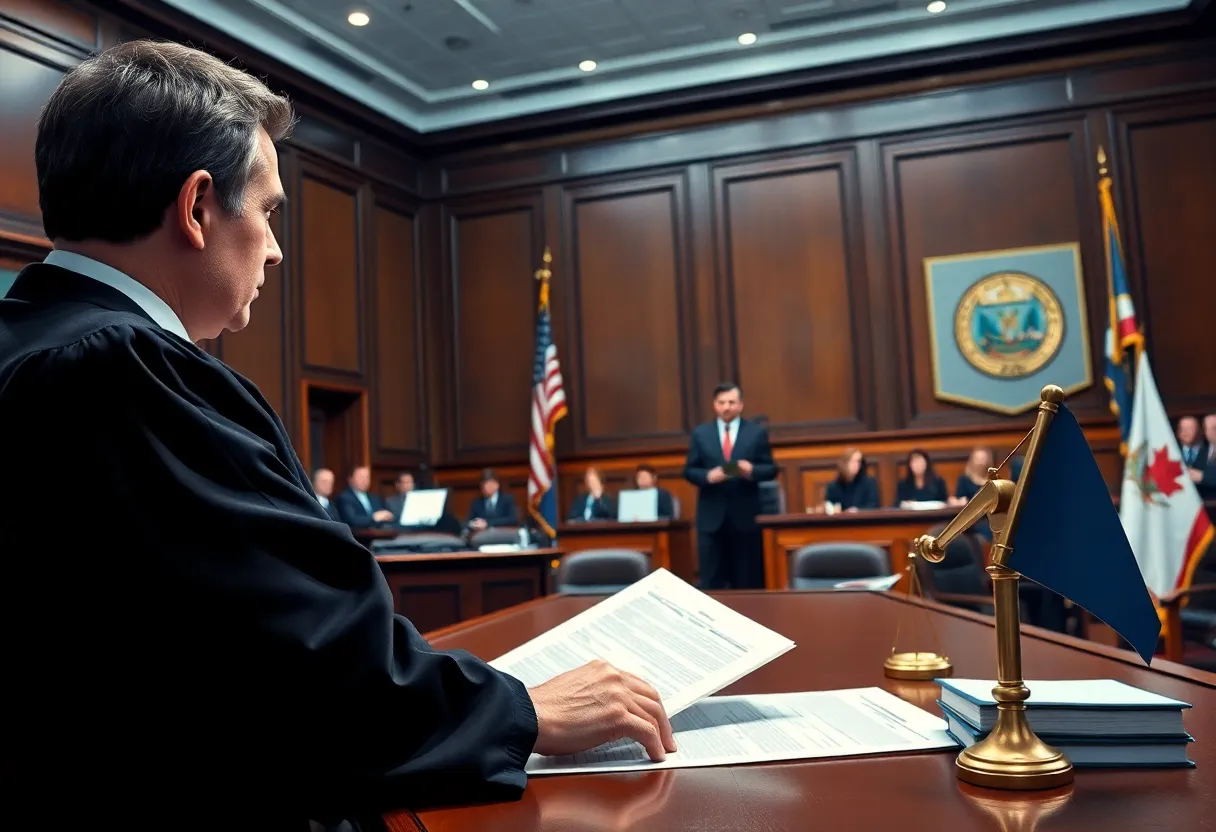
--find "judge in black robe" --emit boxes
[0,263,537,823]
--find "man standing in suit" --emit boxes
[683,382,777,589]
[336,465,393,528]
[311,467,342,522]
[467,469,519,530]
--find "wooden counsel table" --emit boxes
[558,520,695,583]
[760,507,960,590]
[383,590,1215,832]
[375,547,561,634]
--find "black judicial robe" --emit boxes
[0,265,537,824]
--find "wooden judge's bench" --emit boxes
[382,590,1215,832]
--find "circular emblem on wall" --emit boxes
[954,272,1064,379]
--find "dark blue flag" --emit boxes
[1009,404,1161,664]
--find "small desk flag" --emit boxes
[1009,404,1161,664]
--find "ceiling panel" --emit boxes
[156,0,1200,132]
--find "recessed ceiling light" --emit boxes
[471,79,490,90]
[347,11,370,26]
[926,1,946,12]
[579,60,597,72]
[738,32,757,45]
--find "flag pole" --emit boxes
[914,384,1075,790]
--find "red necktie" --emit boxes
[722,428,733,460]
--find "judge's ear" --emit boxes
[175,170,214,251]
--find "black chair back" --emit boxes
[789,543,889,590]
[555,549,649,595]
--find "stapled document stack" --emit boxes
[937,678,1195,768]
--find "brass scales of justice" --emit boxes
[884,384,1075,790]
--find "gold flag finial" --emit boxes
[1097,146,1108,177]
[535,246,553,308]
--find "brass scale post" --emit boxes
[908,385,1075,789]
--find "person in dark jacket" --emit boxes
[823,448,880,512]
[894,449,948,507]
[568,466,616,521]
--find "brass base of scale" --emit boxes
[883,650,953,681]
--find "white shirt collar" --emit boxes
[717,417,740,435]
[44,250,192,342]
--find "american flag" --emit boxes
[1097,148,1142,455]
[528,248,566,538]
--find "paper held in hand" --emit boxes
[489,568,796,719]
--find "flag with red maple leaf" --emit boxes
[1120,354,1214,597]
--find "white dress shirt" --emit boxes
[44,249,191,342]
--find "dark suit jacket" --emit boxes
[683,419,777,533]
[335,488,387,528]
[1198,454,1216,501]
[317,496,342,523]
[0,264,536,818]
[468,492,519,527]
[567,492,616,522]
[1181,442,1210,471]
[655,487,676,520]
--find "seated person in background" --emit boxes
[568,465,615,521]
[894,448,948,507]
[1192,413,1216,502]
[387,469,464,535]
[950,447,994,539]
[1177,415,1208,471]
[468,468,518,530]
[312,467,342,522]
[823,448,880,512]
[384,470,415,520]
[336,465,393,528]
[634,463,675,519]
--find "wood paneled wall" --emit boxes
[419,43,1216,519]
[2,1,1213,516]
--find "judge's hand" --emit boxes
[529,659,677,762]
[707,467,727,484]
[736,459,753,478]
[469,518,488,531]
[372,509,394,522]
[1190,469,1203,483]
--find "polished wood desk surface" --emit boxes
[388,591,1214,832]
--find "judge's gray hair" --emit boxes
[36,39,295,244]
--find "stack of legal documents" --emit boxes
[937,678,1195,768]
[490,569,956,774]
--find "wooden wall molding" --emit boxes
[426,44,1216,199]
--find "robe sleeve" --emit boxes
[14,324,538,815]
